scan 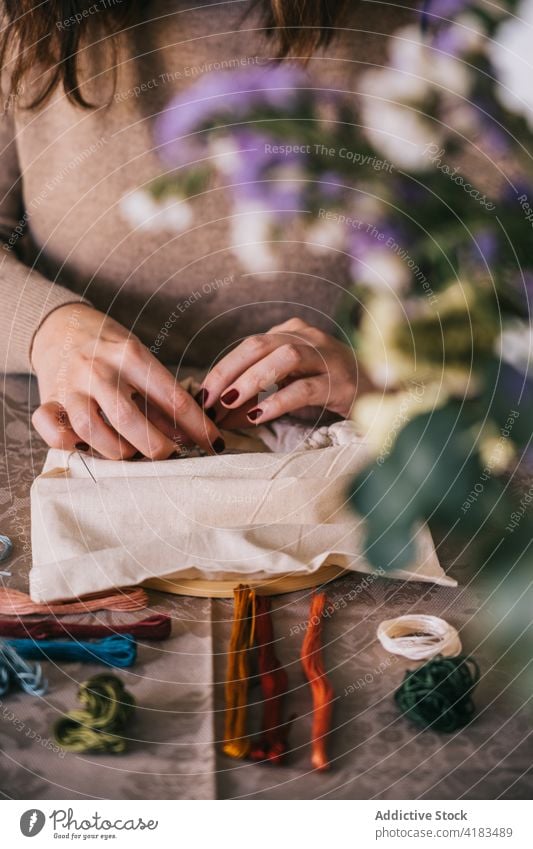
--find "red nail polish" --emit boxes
[213,437,225,454]
[194,388,209,407]
[247,408,262,421]
[205,406,217,421]
[75,442,89,452]
[221,388,239,406]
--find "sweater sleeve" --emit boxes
[0,106,90,374]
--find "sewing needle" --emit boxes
[77,451,98,484]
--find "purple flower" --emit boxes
[468,228,499,268]
[214,128,305,210]
[433,24,470,55]
[427,0,469,14]
[315,171,346,200]
[497,362,533,406]
[421,0,469,36]
[156,65,308,165]
[350,221,406,256]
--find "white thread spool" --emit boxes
[376,614,462,661]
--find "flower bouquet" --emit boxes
[124,0,533,667]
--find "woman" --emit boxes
[0,0,408,459]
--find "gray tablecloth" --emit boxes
[1,375,531,800]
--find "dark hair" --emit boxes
[0,1,346,109]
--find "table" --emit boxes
[1,375,531,799]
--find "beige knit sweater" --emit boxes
[0,0,409,373]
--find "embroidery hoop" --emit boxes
[143,559,347,598]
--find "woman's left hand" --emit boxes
[199,318,359,427]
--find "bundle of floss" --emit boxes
[54,674,135,753]
[0,587,148,616]
[0,640,47,696]
[394,655,480,732]
[0,533,13,563]
[222,589,334,771]
[7,634,137,668]
[249,595,290,764]
[377,615,462,661]
[222,585,256,759]
[301,592,334,771]
[0,613,171,641]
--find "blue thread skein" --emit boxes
[0,641,47,696]
[7,634,137,668]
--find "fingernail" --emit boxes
[205,407,217,421]
[194,388,209,407]
[213,437,225,454]
[221,388,239,406]
[75,442,89,452]
[247,408,262,422]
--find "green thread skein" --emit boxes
[394,655,480,732]
[54,674,135,753]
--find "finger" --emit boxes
[133,395,193,450]
[218,343,322,409]
[244,375,332,425]
[214,400,261,431]
[95,382,179,460]
[266,317,309,334]
[266,318,326,346]
[32,401,80,450]
[65,393,137,459]
[200,334,287,408]
[122,348,225,453]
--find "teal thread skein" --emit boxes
[394,655,480,732]
[7,634,137,668]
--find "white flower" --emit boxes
[451,12,487,54]
[356,288,477,393]
[352,249,411,294]
[479,432,516,473]
[230,204,279,273]
[364,108,440,170]
[352,382,444,457]
[489,0,533,129]
[356,294,413,388]
[359,67,428,104]
[359,68,435,169]
[362,99,443,170]
[391,25,470,96]
[307,218,347,253]
[121,190,192,232]
[496,320,533,374]
[209,136,242,175]
[358,24,473,168]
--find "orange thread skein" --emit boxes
[250,595,290,764]
[301,592,334,771]
[222,585,256,759]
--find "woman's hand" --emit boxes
[199,317,360,427]
[31,303,225,459]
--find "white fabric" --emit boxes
[29,421,455,602]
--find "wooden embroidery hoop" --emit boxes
[143,559,346,598]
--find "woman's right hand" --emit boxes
[31,303,225,460]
